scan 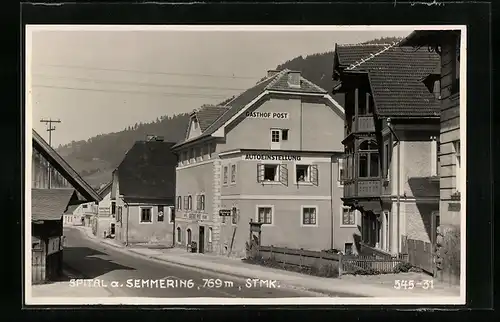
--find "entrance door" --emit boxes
[199,226,205,253]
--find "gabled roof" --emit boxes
[173,69,330,149]
[32,188,77,221]
[333,42,441,117]
[64,204,79,215]
[400,30,461,47]
[117,140,177,202]
[32,130,102,202]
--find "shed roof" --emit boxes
[32,130,102,202]
[32,188,77,221]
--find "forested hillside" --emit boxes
[56,36,403,188]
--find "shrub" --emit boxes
[393,262,413,273]
[317,263,340,278]
[350,267,382,275]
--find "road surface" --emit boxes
[62,227,356,298]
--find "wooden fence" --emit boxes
[32,249,46,284]
[401,236,434,275]
[253,245,408,276]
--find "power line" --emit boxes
[35,63,262,80]
[32,73,248,91]
[31,84,230,99]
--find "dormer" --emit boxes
[186,113,202,140]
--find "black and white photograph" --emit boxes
[25,25,466,305]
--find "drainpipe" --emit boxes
[330,157,334,250]
[122,197,130,247]
[386,118,401,254]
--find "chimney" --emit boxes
[267,70,280,78]
[287,70,301,87]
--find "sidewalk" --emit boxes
[72,226,460,298]
[31,269,112,298]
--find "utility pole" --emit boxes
[40,118,61,189]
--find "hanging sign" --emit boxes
[219,209,231,216]
[245,111,289,119]
[47,237,61,255]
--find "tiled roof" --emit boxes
[32,130,102,202]
[32,188,77,221]
[195,105,230,131]
[173,69,327,149]
[336,43,397,67]
[335,43,441,117]
[117,141,177,202]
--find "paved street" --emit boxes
[62,227,355,298]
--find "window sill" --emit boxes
[340,224,357,228]
[300,224,319,228]
[296,181,314,186]
[139,221,153,224]
[261,181,282,185]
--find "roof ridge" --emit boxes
[346,40,403,71]
[299,75,327,93]
[222,70,283,107]
[264,68,291,90]
[338,43,394,47]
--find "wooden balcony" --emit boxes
[344,115,376,138]
[343,178,382,198]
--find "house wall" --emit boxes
[222,95,344,152]
[439,39,461,227]
[116,202,175,245]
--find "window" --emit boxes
[186,229,192,245]
[208,227,213,243]
[341,207,356,227]
[193,119,198,130]
[182,151,188,164]
[295,164,319,185]
[111,201,116,215]
[338,159,345,185]
[271,129,281,143]
[453,140,461,192]
[257,163,288,185]
[176,227,182,243]
[433,80,441,99]
[257,206,273,225]
[82,204,88,209]
[187,195,193,210]
[197,147,203,161]
[223,166,229,184]
[157,205,164,222]
[231,164,236,183]
[207,143,213,159]
[117,206,122,223]
[222,215,227,224]
[140,208,152,223]
[357,90,373,115]
[190,148,195,160]
[282,129,289,141]
[358,140,380,178]
[177,196,182,210]
[344,243,353,255]
[302,207,317,226]
[169,206,175,223]
[431,137,438,176]
[183,196,189,209]
[197,194,205,211]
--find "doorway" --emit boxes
[199,226,205,253]
[110,223,115,235]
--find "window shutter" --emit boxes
[184,196,188,209]
[257,164,265,183]
[279,164,288,186]
[310,164,319,186]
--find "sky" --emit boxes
[28,27,412,147]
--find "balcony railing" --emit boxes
[343,178,382,198]
[345,115,375,138]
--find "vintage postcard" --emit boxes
[24,25,466,306]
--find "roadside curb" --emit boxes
[71,227,452,298]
